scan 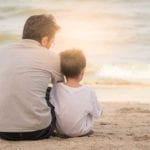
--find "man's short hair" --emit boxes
[22,14,60,42]
[60,49,86,78]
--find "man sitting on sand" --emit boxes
[50,49,102,137]
[0,14,63,140]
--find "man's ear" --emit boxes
[41,36,49,48]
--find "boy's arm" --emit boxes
[90,90,102,118]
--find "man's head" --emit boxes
[60,49,86,80]
[22,14,60,49]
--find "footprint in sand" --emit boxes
[126,133,134,136]
[100,122,118,126]
[100,122,109,125]
[133,135,150,141]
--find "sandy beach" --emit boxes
[0,85,150,150]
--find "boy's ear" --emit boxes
[81,68,85,76]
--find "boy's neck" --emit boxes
[65,78,81,88]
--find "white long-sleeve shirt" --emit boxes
[0,39,63,132]
[50,83,102,137]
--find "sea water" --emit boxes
[0,0,150,84]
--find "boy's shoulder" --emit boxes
[81,85,96,94]
[53,83,96,94]
[52,82,63,88]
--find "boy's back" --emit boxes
[51,83,102,137]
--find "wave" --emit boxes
[0,0,150,18]
[97,63,150,84]
[0,33,19,43]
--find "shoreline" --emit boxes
[88,83,150,104]
[84,80,150,87]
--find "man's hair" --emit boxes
[60,49,86,78]
[22,14,60,42]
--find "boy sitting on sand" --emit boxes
[50,49,102,137]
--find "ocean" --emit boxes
[0,0,150,84]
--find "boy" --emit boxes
[50,49,102,137]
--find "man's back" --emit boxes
[0,39,62,132]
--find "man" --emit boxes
[0,14,63,140]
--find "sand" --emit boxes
[0,100,150,150]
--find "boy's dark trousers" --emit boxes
[0,87,56,140]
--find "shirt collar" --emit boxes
[21,39,41,47]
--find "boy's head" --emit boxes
[60,49,86,80]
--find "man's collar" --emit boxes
[21,39,41,47]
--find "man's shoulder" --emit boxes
[0,42,17,49]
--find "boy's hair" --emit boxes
[22,14,60,42]
[60,49,86,78]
